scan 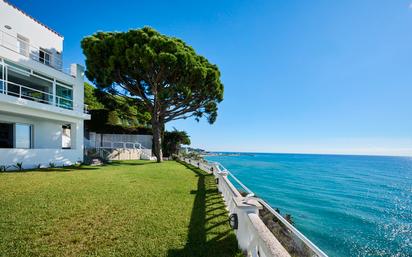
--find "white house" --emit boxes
[0,0,90,169]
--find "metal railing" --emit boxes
[0,79,87,114]
[181,157,329,257]
[214,162,255,198]
[99,141,143,149]
[0,29,64,72]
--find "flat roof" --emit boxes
[3,0,63,38]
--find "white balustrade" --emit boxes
[181,157,328,257]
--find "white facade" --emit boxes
[0,0,90,169]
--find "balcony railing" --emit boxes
[0,29,64,72]
[0,79,88,114]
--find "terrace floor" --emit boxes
[0,160,242,257]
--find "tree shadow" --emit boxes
[168,161,242,257]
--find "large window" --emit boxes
[15,123,32,149]
[0,123,13,148]
[0,123,31,149]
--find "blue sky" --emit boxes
[10,0,412,156]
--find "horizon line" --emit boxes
[203,150,412,158]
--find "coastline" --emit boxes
[204,153,412,257]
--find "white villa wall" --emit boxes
[0,4,89,169]
[0,110,85,169]
[0,113,62,149]
[0,149,83,168]
[0,0,63,52]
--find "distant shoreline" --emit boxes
[202,152,256,157]
[202,151,412,158]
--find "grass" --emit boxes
[0,160,241,257]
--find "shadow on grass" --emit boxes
[168,161,242,257]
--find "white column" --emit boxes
[70,64,85,112]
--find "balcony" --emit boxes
[0,78,88,114]
[0,29,64,72]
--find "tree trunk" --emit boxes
[152,120,163,163]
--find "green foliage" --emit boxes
[84,82,151,133]
[106,110,122,126]
[13,162,23,171]
[84,82,104,110]
[82,27,224,161]
[163,129,191,157]
[48,162,56,168]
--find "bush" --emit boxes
[14,162,23,171]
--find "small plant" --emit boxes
[49,162,56,168]
[284,214,294,225]
[75,162,84,168]
[14,162,23,171]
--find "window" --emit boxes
[0,123,13,148]
[17,34,29,57]
[56,84,73,109]
[62,124,71,149]
[15,123,32,149]
[39,48,51,66]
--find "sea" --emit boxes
[205,153,412,257]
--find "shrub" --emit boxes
[49,162,56,168]
[14,162,23,171]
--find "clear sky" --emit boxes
[10,0,412,156]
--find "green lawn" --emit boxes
[0,161,241,257]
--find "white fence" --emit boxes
[181,158,328,257]
[85,132,153,160]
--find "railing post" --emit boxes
[52,79,56,106]
[233,197,262,254]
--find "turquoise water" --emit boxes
[205,153,412,257]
